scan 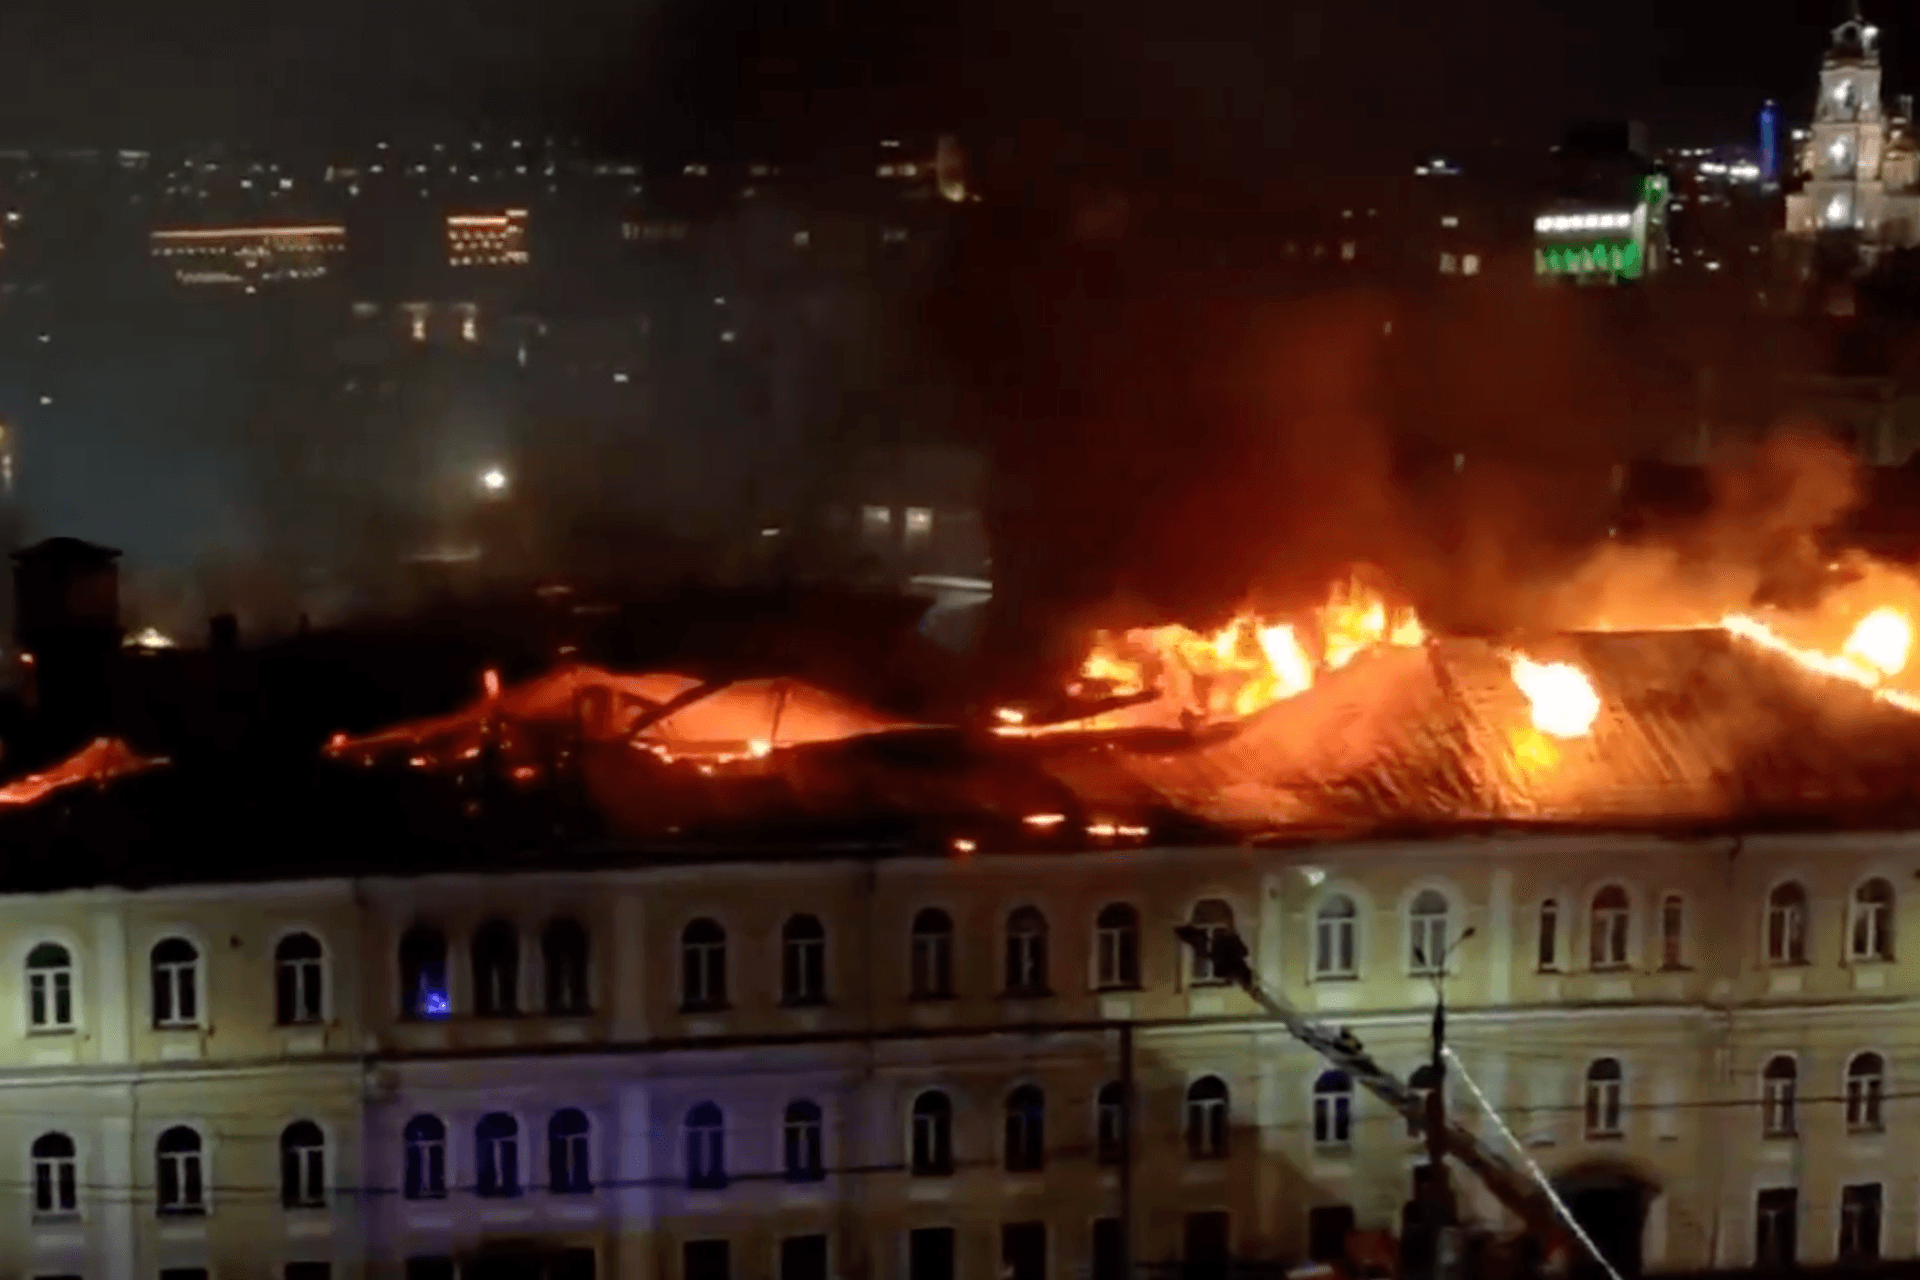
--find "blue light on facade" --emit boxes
[1760,100,1781,184]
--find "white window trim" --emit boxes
[270,925,332,1025]
[152,1119,214,1216]
[148,930,207,1030]
[1309,887,1366,982]
[19,933,82,1036]
[1586,883,1635,971]
[26,1128,82,1222]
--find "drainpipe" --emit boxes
[1704,836,1743,1269]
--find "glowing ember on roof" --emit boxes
[1720,613,1920,712]
[0,738,166,808]
[1842,607,1912,681]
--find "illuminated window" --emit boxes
[1310,1071,1348,1149]
[471,920,519,1017]
[1461,254,1481,276]
[910,1092,953,1175]
[1095,903,1140,990]
[784,1099,824,1182]
[279,1121,326,1208]
[1408,889,1450,974]
[1190,899,1237,984]
[793,230,811,248]
[910,908,953,999]
[27,942,73,1030]
[30,1132,76,1219]
[150,938,199,1028]
[1584,1059,1623,1138]
[543,918,590,1016]
[1851,880,1894,961]
[275,933,324,1025]
[1096,1081,1129,1164]
[860,505,892,545]
[1762,1056,1797,1137]
[475,1113,521,1197]
[1767,883,1808,965]
[1004,1084,1045,1172]
[781,914,827,1006]
[155,1126,205,1215]
[1314,895,1356,979]
[399,926,449,1019]
[1847,1053,1886,1132]
[681,919,727,1011]
[1189,1076,1232,1158]
[403,1115,446,1199]
[1004,907,1049,996]
[904,506,934,543]
[685,1102,727,1188]
[548,1108,592,1194]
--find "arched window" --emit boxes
[1584,1059,1623,1138]
[1096,1081,1129,1165]
[685,1102,727,1189]
[1004,907,1050,996]
[1761,1056,1797,1138]
[548,1108,592,1194]
[1004,1084,1045,1172]
[909,909,954,999]
[1187,1076,1230,1159]
[1767,882,1808,965]
[542,919,590,1016]
[472,920,519,1017]
[402,1114,447,1200]
[1589,887,1629,970]
[150,938,199,1028]
[279,1121,326,1208]
[681,919,727,1011]
[399,926,449,1020]
[910,1091,953,1175]
[1847,1052,1886,1132]
[782,914,827,1005]
[1314,896,1357,979]
[1095,903,1140,990]
[475,1113,521,1198]
[783,1099,824,1182]
[155,1126,204,1216]
[26,942,73,1031]
[1536,899,1560,971]
[1660,895,1685,969]
[274,933,324,1026]
[1189,900,1237,984]
[1312,1070,1351,1149]
[1408,889,1450,974]
[1851,880,1895,962]
[30,1131,76,1219]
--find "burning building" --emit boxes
[0,569,1916,1275]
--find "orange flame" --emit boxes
[1063,575,1423,724]
[1841,607,1912,681]
[1507,655,1601,738]
[1721,612,1920,712]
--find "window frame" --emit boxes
[1311,1071,1352,1151]
[150,937,201,1029]
[279,1120,328,1209]
[1583,1059,1624,1139]
[30,1130,78,1221]
[781,914,828,1007]
[155,1124,207,1217]
[1186,1076,1230,1160]
[471,919,521,1018]
[402,1114,448,1201]
[1846,1052,1886,1133]
[1095,1081,1129,1165]
[1188,899,1238,985]
[684,1101,728,1190]
[398,925,450,1021]
[1003,1084,1045,1173]
[909,1090,954,1176]
[909,908,954,1000]
[1588,887,1630,971]
[547,1108,593,1195]
[782,1099,825,1183]
[1839,1182,1884,1262]
[1003,906,1050,998]
[1761,1055,1798,1139]
[1407,888,1450,976]
[680,919,729,1012]
[1659,894,1685,970]
[1850,879,1895,963]
[1094,903,1141,991]
[25,941,75,1033]
[474,1112,523,1199]
[1536,899,1560,972]
[1766,882,1810,966]
[273,932,326,1027]
[542,918,591,1017]
[1312,895,1358,981]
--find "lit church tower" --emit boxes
[1785,0,1920,261]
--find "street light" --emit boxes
[480,466,509,495]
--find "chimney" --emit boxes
[209,613,239,655]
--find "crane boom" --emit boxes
[1177,928,1567,1249]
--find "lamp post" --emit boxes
[1412,925,1476,1280]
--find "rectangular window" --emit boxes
[909,1228,956,1280]
[1661,897,1684,969]
[1840,1184,1882,1262]
[1092,1219,1126,1280]
[781,1236,828,1280]
[1537,902,1558,971]
[1755,1188,1797,1268]
[685,1240,731,1280]
[30,968,72,1030]
[1002,1221,1046,1280]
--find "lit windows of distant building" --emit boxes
[446,209,529,267]
[149,224,345,287]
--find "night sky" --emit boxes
[0,0,1909,167]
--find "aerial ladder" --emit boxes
[1173,927,1597,1279]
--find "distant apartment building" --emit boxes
[148,223,348,288]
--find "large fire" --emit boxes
[1507,655,1602,738]
[1720,609,1920,713]
[1057,577,1425,724]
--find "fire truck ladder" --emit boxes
[1174,928,1605,1272]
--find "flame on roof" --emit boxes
[0,738,167,809]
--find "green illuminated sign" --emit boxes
[1534,238,1643,280]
